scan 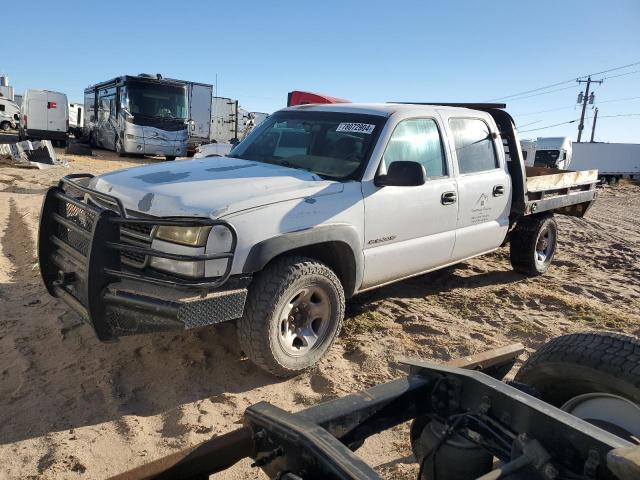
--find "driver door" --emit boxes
[361,117,458,289]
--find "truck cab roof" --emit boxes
[283,102,503,118]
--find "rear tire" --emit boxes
[509,214,557,276]
[165,155,176,161]
[238,256,345,377]
[515,332,640,406]
[0,121,10,131]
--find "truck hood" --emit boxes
[90,157,344,218]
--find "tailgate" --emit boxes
[523,166,598,217]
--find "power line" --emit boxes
[515,119,543,129]
[597,113,640,118]
[517,112,640,133]
[601,69,640,80]
[485,60,640,101]
[518,119,578,133]
[515,105,576,117]
[508,85,577,102]
[514,96,640,117]
[595,95,640,104]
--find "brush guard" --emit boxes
[38,173,243,340]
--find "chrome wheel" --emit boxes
[277,285,332,357]
[535,225,555,266]
[562,393,640,439]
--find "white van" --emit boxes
[0,98,20,131]
[19,89,69,145]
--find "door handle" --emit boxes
[441,191,457,205]
[493,185,505,196]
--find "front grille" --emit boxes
[87,194,156,269]
[57,202,96,255]
[119,225,154,268]
[122,223,153,238]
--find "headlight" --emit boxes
[155,226,211,247]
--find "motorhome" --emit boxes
[68,103,84,138]
[84,74,188,160]
[19,89,69,145]
[520,137,572,170]
[0,98,20,131]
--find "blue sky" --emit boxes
[3,0,639,142]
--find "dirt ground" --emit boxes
[1,144,639,479]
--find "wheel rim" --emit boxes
[535,225,555,266]
[277,285,332,357]
[562,393,640,439]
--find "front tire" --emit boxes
[115,137,127,157]
[238,256,345,377]
[0,121,10,131]
[510,214,557,276]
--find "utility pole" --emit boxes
[576,76,603,142]
[590,107,599,143]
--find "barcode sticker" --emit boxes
[336,123,375,134]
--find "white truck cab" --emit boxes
[521,137,573,170]
[0,98,20,131]
[19,89,69,145]
[38,103,598,376]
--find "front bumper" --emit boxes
[123,137,185,157]
[38,174,244,340]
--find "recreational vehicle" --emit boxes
[84,74,188,160]
[19,89,69,145]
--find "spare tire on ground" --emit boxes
[515,332,640,405]
[515,332,640,440]
[65,142,93,156]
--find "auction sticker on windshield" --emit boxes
[336,123,376,134]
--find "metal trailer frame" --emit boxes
[110,344,633,480]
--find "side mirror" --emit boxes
[375,161,426,187]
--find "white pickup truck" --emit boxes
[38,102,598,376]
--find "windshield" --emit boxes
[126,83,188,119]
[228,111,385,180]
[534,149,560,167]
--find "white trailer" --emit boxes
[211,96,239,143]
[571,142,640,184]
[68,103,84,138]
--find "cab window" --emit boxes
[449,118,499,174]
[383,118,447,178]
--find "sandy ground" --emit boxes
[0,142,639,479]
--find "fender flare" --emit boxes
[242,224,364,296]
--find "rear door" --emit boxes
[190,84,212,140]
[46,93,67,133]
[442,114,511,261]
[27,93,48,131]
